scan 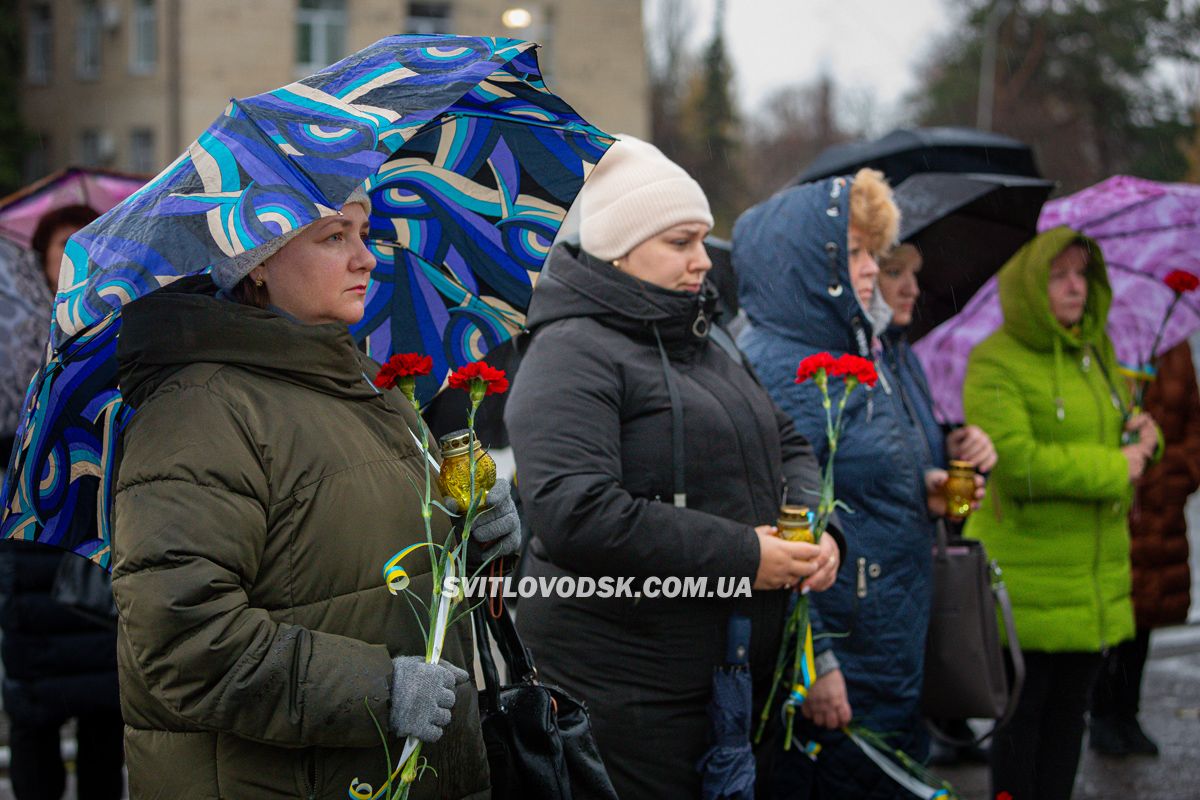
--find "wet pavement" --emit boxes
[933,623,1200,800]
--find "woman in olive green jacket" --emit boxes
[111,195,511,799]
[963,226,1159,800]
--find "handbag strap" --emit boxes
[473,606,505,710]
[927,565,1027,748]
[474,603,538,685]
[993,574,1025,731]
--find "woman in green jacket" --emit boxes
[963,226,1159,800]
[111,190,517,799]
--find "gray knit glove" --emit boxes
[388,656,469,743]
[444,477,522,565]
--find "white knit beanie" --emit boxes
[578,135,713,261]
[212,185,373,290]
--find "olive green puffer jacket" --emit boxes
[112,279,488,800]
[964,227,1140,653]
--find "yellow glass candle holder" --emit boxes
[436,429,497,512]
[943,460,976,522]
[777,504,815,543]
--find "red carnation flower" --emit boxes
[374,353,433,390]
[1165,269,1200,294]
[796,352,838,384]
[448,361,509,398]
[834,354,878,387]
[996,793,1013,800]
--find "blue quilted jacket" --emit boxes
[733,178,937,736]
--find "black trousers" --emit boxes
[1092,627,1152,717]
[990,650,1102,800]
[8,711,125,800]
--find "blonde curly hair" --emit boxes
[849,168,900,256]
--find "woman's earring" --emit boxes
[611,259,622,270]
[253,274,265,287]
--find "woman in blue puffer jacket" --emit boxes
[734,171,979,799]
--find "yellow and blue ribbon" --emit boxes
[382,541,440,594]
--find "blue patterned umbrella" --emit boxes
[1,35,613,567]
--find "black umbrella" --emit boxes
[705,236,737,318]
[795,127,1042,186]
[894,172,1056,340]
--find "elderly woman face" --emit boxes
[847,225,880,308]
[1047,243,1089,328]
[252,203,374,325]
[877,245,922,326]
[621,222,712,293]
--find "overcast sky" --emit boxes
[643,0,954,133]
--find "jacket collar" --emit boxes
[528,244,718,357]
[117,274,378,408]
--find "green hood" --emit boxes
[998,225,1112,353]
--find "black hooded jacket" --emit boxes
[504,243,827,797]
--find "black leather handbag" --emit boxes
[51,552,117,631]
[921,523,1025,743]
[473,605,618,800]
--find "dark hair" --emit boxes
[31,204,100,256]
[230,273,270,309]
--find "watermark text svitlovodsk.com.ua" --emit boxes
[444,575,754,600]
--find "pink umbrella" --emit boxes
[0,166,147,248]
[914,176,1200,423]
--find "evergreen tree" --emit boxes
[911,0,1200,191]
[678,0,740,233]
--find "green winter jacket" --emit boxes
[963,227,1137,653]
[111,279,488,800]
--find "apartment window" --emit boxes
[130,0,157,74]
[76,0,102,79]
[80,129,113,166]
[406,2,452,35]
[26,3,52,84]
[23,134,50,182]
[129,129,156,173]
[296,0,346,75]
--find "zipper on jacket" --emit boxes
[1094,503,1106,649]
[856,557,868,598]
[303,748,318,799]
[1082,343,1112,649]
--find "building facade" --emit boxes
[17,0,648,178]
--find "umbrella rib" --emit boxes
[1069,193,1163,232]
[233,100,338,210]
[1084,220,1200,241]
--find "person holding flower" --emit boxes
[962,228,1160,800]
[734,170,982,799]
[109,187,512,799]
[504,135,843,798]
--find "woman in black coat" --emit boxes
[505,136,842,797]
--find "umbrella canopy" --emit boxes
[0,167,147,248]
[795,127,1042,186]
[914,176,1200,423]
[895,172,1055,340]
[0,240,49,440]
[2,34,612,566]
